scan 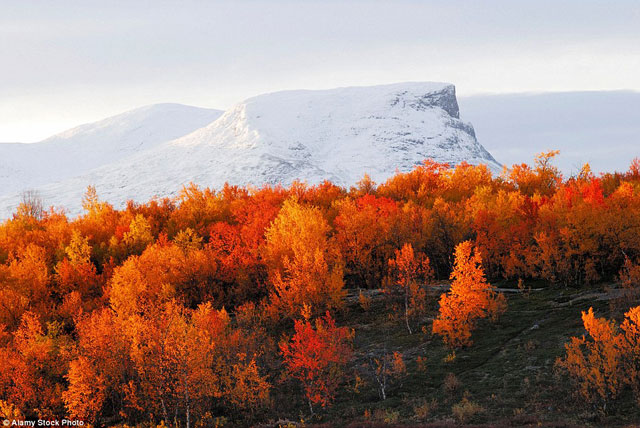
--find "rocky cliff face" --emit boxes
[0,82,501,218]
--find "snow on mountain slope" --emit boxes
[0,103,223,196]
[166,82,501,183]
[1,83,501,218]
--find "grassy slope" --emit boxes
[274,282,640,427]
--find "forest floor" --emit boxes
[266,281,640,428]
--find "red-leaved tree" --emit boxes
[280,312,353,414]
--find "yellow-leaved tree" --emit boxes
[263,199,345,319]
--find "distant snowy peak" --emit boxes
[18,102,225,158]
[41,103,222,150]
[0,104,223,196]
[0,103,223,217]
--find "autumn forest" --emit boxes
[2,152,640,427]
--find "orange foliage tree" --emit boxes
[62,307,132,422]
[471,189,538,280]
[384,243,433,334]
[108,239,223,315]
[65,301,271,426]
[0,245,51,330]
[0,311,70,418]
[619,255,640,305]
[557,306,640,411]
[55,230,102,310]
[432,241,506,348]
[621,306,640,403]
[507,150,562,197]
[334,195,398,288]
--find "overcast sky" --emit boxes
[2,0,640,142]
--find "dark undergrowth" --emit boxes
[265,281,640,427]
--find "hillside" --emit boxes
[290,283,634,427]
[1,159,639,427]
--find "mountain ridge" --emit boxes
[1,82,501,218]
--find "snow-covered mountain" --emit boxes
[0,103,223,217]
[0,82,501,218]
[0,103,223,195]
